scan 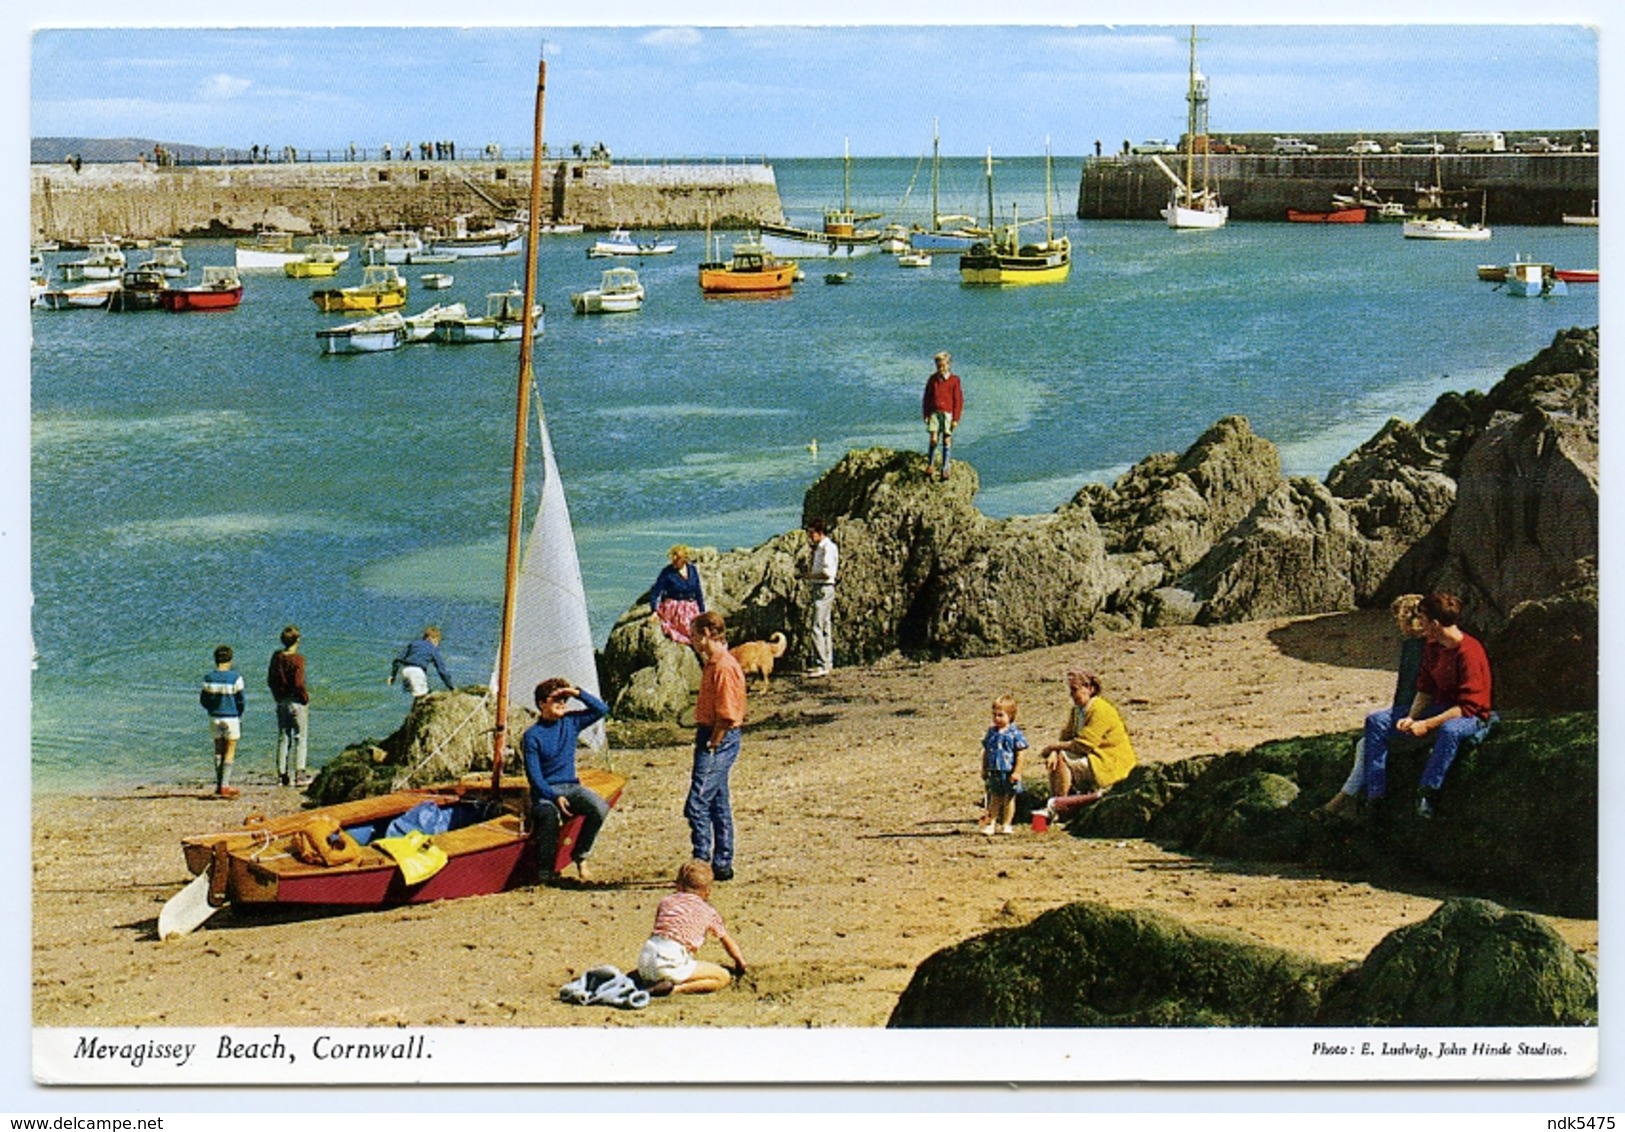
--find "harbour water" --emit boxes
[29,157,1599,792]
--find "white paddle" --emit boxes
[156,871,220,940]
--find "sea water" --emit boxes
[29,156,1599,791]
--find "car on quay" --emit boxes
[1346,139,1383,154]
[1457,131,1507,153]
[1513,136,1574,153]
[1272,137,1320,154]
[1392,138,1447,154]
[1132,138,1178,154]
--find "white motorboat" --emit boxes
[137,240,189,278]
[402,301,468,342]
[570,266,645,314]
[898,252,932,268]
[363,229,426,264]
[316,312,408,354]
[235,230,306,270]
[587,227,677,258]
[1402,216,1492,241]
[432,288,543,343]
[426,216,523,258]
[39,279,122,309]
[1499,260,1567,297]
[58,239,126,281]
[419,272,453,290]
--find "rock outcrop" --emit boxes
[888,897,1596,1028]
[601,328,1598,721]
[1067,711,1598,919]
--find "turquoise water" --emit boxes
[30,157,1599,791]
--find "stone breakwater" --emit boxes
[601,326,1599,722]
[29,159,785,243]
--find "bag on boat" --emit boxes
[372,830,450,885]
[289,815,361,867]
[384,800,454,840]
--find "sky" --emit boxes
[25,17,1603,159]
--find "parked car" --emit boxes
[1393,139,1447,155]
[1131,138,1177,154]
[1272,137,1320,155]
[1513,136,1574,153]
[1457,131,1507,153]
[1346,139,1383,154]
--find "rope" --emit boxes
[390,692,494,790]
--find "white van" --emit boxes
[1457,131,1507,153]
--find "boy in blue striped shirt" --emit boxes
[200,644,245,797]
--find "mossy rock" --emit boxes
[889,901,1338,1028]
[1316,898,1596,1026]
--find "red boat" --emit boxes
[1554,268,1598,284]
[1286,206,1368,224]
[160,265,243,311]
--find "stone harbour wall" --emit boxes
[29,159,786,243]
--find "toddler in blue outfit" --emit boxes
[979,695,1028,835]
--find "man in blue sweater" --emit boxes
[387,626,455,698]
[521,678,610,882]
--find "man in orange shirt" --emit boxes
[686,612,747,881]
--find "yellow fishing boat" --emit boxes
[311,264,407,312]
[284,243,345,278]
[958,147,1070,286]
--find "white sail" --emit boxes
[494,401,605,749]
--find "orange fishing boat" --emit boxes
[698,239,798,295]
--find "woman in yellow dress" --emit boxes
[1039,667,1138,798]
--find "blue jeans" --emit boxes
[686,726,740,869]
[1361,705,1490,799]
[531,783,610,866]
[276,700,308,778]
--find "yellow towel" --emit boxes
[371,831,449,885]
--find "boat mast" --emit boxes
[843,136,852,217]
[931,118,941,230]
[1044,136,1055,243]
[1183,25,1198,207]
[491,51,549,799]
[984,147,995,236]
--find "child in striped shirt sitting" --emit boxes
[636,860,747,996]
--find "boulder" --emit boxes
[888,901,1335,1028]
[1488,569,1598,713]
[888,897,1595,1028]
[1184,478,1360,624]
[1316,898,1596,1026]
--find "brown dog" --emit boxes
[730,632,788,690]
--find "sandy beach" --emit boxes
[32,608,1596,1030]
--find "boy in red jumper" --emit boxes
[922,351,964,480]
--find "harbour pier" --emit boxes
[1077,151,1599,225]
[29,158,786,245]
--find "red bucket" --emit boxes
[1030,812,1049,833]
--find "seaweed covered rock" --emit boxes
[1489,567,1598,713]
[1316,898,1597,1026]
[1068,714,1598,919]
[889,902,1336,1028]
[889,896,1595,1029]
[308,688,533,805]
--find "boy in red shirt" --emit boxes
[922,351,964,480]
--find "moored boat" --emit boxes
[958,146,1071,285]
[587,227,678,258]
[1402,216,1491,241]
[284,243,346,278]
[137,240,189,278]
[1499,260,1567,297]
[57,239,126,281]
[106,266,168,311]
[698,240,798,295]
[159,265,243,311]
[363,229,426,264]
[902,121,985,251]
[759,138,884,260]
[420,272,454,290]
[234,230,305,271]
[39,279,122,309]
[426,216,524,258]
[1157,27,1228,231]
[570,266,645,314]
[1561,201,1598,227]
[311,264,408,312]
[1477,264,1508,282]
[1286,206,1368,223]
[898,251,932,268]
[402,300,468,342]
[316,311,409,354]
[1554,267,1598,284]
[432,287,543,342]
[824,271,853,285]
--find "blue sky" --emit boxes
[26,16,1602,158]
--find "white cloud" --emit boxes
[197,73,251,101]
[639,27,703,48]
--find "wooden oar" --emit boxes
[156,871,219,940]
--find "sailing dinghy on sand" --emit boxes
[158,56,623,940]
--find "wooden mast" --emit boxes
[491,53,548,798]
[1183,25,1197,209]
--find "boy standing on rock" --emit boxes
[922,350,964,480]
